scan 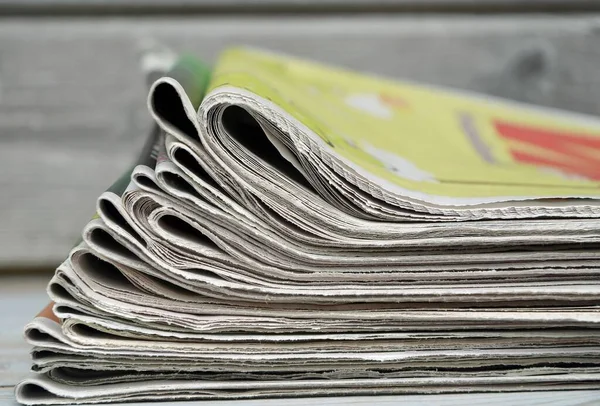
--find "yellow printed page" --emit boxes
[207,47,600,200]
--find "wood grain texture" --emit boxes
[2,387,600,406]
[4,387,600,406]
[0,275,50,387]
[2,0,600,15]
[1,15,600,267]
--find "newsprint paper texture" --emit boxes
[15,46,600,404]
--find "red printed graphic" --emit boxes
[494,120,600,181]
[379,94,410,110]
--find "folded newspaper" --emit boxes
[15,46,600,405]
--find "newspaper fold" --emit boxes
[15,47,600,404]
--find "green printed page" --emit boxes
[167,53,212,110]
[207,47,600,202]
[92,54,212,222]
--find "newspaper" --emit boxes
[15,47,600,405]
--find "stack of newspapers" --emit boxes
[16,47,600,405]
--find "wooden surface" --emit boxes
[3,7,600,405]
[0,275,51,389]
[1,275,600,405]
[3,0,600,14]
[2,15,600,268]
[3,387,600,406]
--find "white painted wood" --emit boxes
[0,0,599,14]
[2,384,600,405]
[1,15,600,267]
[0,275,51,387]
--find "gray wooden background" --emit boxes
[2,3,600,268]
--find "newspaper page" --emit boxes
[15,47,600,404]
[201,47,600,217]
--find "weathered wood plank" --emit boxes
[3,386,600,405]
[1,15,600,267]
[1,0,600,14]
[0,275,50,387]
